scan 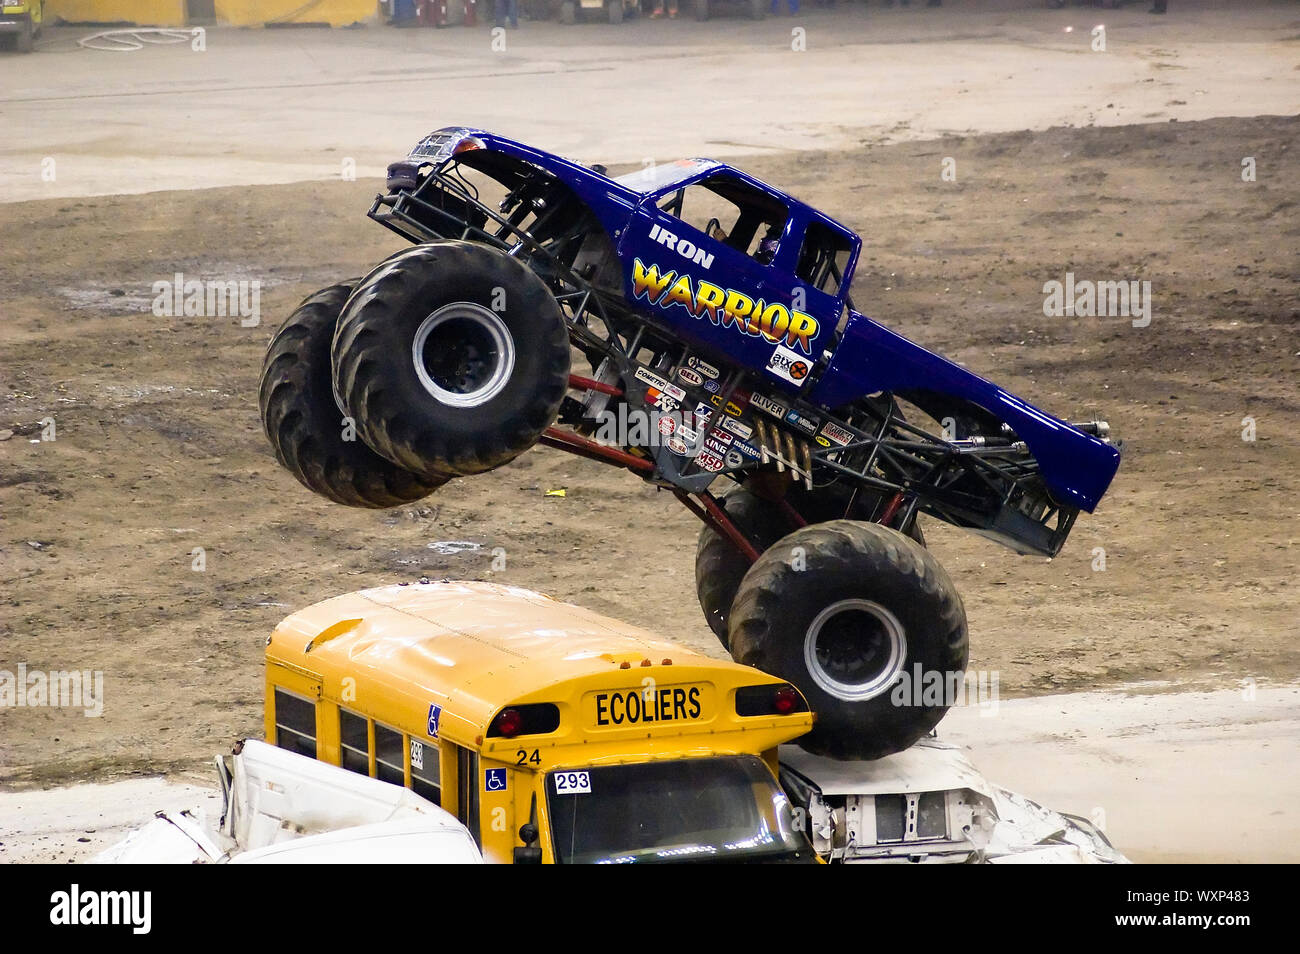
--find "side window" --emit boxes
[657,174,789,263]
[273,689,316,758]
[339,708,370,776]
[796,221,853,296]
[375,722,405,786]
[409,737,441,804]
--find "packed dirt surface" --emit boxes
[4,3,1299,200]
[2,113,1296,787]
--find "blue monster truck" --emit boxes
[259,126,1121,760]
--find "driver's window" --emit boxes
[657,174,789,264]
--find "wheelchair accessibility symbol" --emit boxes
[427,703,442,739]
[485,768,508,792]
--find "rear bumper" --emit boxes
[0,14,33,33]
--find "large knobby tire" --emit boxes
[728,520,968,761]
[259,281,447,508]
[332,242,571,480]
[695,485,925,649]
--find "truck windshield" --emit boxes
[546,756,812,864]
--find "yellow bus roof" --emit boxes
[267,580,805,749]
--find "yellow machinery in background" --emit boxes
[46,0,376,28]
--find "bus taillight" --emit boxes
[496,708,524,738]
[487,703,561,738]
[774,686,799,715]
[735,684,809,717]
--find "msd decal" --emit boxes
[632,259,821,355]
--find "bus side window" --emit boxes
[456,746,482,849]
[339,708,370,776]
[410,737,441,805]
[273,689,317,758]
[374,722,405,786]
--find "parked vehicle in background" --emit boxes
[0,0,44,53]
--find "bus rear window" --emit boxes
[546,756,811,864]
[273,689,316,758]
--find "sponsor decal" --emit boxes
[703,379,720,394]
[725,449,745,469]
[677,366,704,388]
[818,422,855,447]
[721,417,753,441]
[634,366,686,402]
[767,343,812,386]
[815,436,831,447]
[666,435,689,456]
[703,433,734,457]
[658,415,676,436]
[710,394,747,417]
[646,388,679,413]
[687,355,721,379]
[696,451,726,472]
[785,409,820,435]
[732,440,761,460]
[679,425,700,443]
[750,392,789,420]
[632,259,821,355]
[694,402,713,423]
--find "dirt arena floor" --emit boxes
[2,110,1297,787]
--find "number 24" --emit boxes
[515,748,541,766]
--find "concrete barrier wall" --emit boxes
[48,0,377,27]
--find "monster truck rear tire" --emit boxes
[259,281,447,509]
[332,241,570,480]
[695,491,794,648]
[695,485,925,649]
[728,520,968,761]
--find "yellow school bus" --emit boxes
[265,579,818,864]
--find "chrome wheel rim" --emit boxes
[411,302,515,408]
[803,599,907,701]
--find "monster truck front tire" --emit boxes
[332,242,571,480]
[695,485,925,649]
[259,281,447,508]
[728,520,968,761]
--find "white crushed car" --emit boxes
[779,736,1128,864]
[93,739,482,865]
